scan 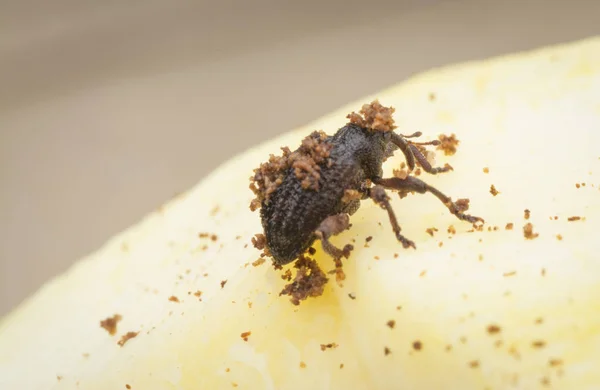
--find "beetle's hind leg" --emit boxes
[314,214,354,281]
[373,176,484,224]
[369,185,416,249]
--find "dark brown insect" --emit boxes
[250,100,483,266]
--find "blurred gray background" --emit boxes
[1,0,599,316]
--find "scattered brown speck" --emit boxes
[247,301,253,308]
[126,385,131,389]
[393,168,409,180]
[348,293,356,300]
[340,363,344,369]
[235,235,241,240]
[503,271,517,277]
[117,331,139,347]
[445,344,453,352]
[487,324,501,334]
[374,256,380,260]
[221,280,228,288]
[438,241,444,247]
[57,376,62,382]
[365,236,373,243]
[193,290,203,299]
[280,255,329,305]
[412,340,422,351]
[252,258,266,267]
[483,167,489,173]
[100,314,122,336]
[490,185,500,196]
[478,254,484,261]
[494,340,504,348]
[386,320,396,329]
[469,360,480,368]
[168,296,180,303]
[82,353,90,358]
[232,383,238,388]
[251,234,266,250]
[429,92,436,101]
[541,377,550,386]
[437,133,459,156]
[308,247,317,255]
[505,223,514,230]
[300,361,306,368]
[568,216,581,221]
[384,347,391,356]
[447,225,456,235]
[541,268,546,277]
[393,253,399,258]
[460,336,468,344]
[524,209,531,220]
[425,227,438,237]
[532,340,547,348]
[556,234,563,241]
[396,305,402,310]
[576,183,581,188]
[535,317,544,325]
[320,343,338,351]
[241,331,252,341]
[419,270,427,277]
[281,269,293,281]
[523,223,539,239]
[549,358,563,367]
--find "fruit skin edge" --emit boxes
[0,36,599,390]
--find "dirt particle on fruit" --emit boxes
[535,317,544,325]
[280,255,329,305]
[393,168,408,180]
[487,324,501,334]
[340,363,344,369]
[193,290,203,299]
[426,227,438,237]
[575,183,581,188]
[503,271,517,277]
[384,347,391,356]
[299,361,306,368]
[241,331,252,341]
[387,320,396,329]
[320,342,338,351]
[221,280,228,288]
[523,223,539,239]
[366,236,373,243]
[126,385,131,390]
[483,167,489,173]
[117,331,139,347]
[56,376,62,382]
[524,209,531,220]
[469,360,480,368]
[251,234,266,250]
[505,223,514,230]
[348,292,356,300]
[437,133,459,156]
[532,340,546,348]
[281,269,293,281]
[419,270,427,277]
[549,358,563,367]
[100,314,122,336]
[412,340,423,351]
[168,296,180,303]
[447,225,456,235]
[568,216,581,221]
[445,344,453,352]
[429,92,436,101]
[346,100,397,132]
[556,234,563,241]
[252,258,266,267]
[490,185,500,196]
[438,241,444,247]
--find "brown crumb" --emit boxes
[193,290,203,298]
[478,254,484,261]
[524,209,531,220]
[426,227,438,237]
[541,377,550,386]
[576,183,581,188]
[556,234,563,241]
[436,133,459,156]
[393,168,408,180]
[57,376,62,382]
[429,93,436,101]
[365,236,373,243]
[469,360,480,368]
[168,296,180,303]
[342,189,362,203]
[505,223,514,230]
[541,268,546,276]
[384,347,391,356]
[320,342,338,351]
[280,255,329,305]
[386,320,396,329]
[487,324,501,334]
[490,184,500,196]
[567,216,581,221]
[393,253,399,258]
[348,292,356,300]
[503,271,517,277]
[419,270,427,277]
[414,167,422,176]
[532,340,546,348]
[100,314,122,336]
[549,358,563,367]
[438,241,444,247]
[535,317,544,325]
[126,385,131,389]
[211,234,218,241]
[308,247,317,255]
[299,361,306,368]
[483,167,489,173]
[221,280,228,288]
[241,331,252,341]
[445,344,453,352]
[252,258,266,267]
[412,340,423,351]
[346,100,396,132]
[281,269,293,281]
[117,331,139,347]
[251,234,266,250]
[232,383,238,388]
[447,225,456,235]
[523,223,539,239]
[340,363,344,369]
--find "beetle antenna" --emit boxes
[409,140,441,146]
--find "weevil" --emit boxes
[250,100,484,269]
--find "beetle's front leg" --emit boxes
[373,176,484,224]
[368,185,416,249]
[314,213,354,282]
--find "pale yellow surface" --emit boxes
[1,37,600,390]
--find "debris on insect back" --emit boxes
[249,130,333,211]
[279,255,328,306]
[346,100,397,132]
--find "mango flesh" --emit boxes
[1,37,600,390]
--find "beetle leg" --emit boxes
[408,143,452,175]
[369,185,416,249]
[373,176,485,224]
[314,214,354,261]
[390,133,416,171]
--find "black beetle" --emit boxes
[250,100,483,269]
